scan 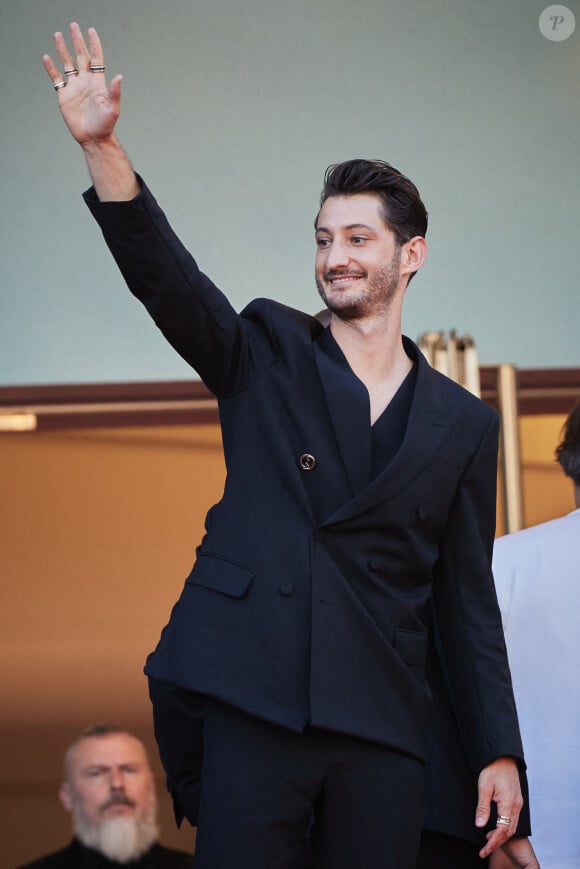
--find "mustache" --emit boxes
[100,792,136,812]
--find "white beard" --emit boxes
[73,800,159,863]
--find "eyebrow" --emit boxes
[81,761,142,773]
[315,223,376,233]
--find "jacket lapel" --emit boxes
[321,338,459,525]
[313,329,373,495]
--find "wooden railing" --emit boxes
[1,368,579,535]
[1,368,578,432]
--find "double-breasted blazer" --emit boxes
[84,180,524,781]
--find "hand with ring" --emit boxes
[475,756,524,859]
[42,22,122,149]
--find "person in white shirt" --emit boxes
[491,400,580,869]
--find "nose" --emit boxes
[109,767,125,791]
[324,240,350,270]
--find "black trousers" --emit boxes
[149,679,425,869]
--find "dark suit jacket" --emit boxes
[84,180,527,832]
[422,612,530,847]
[18,838,192,868]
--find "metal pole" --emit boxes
[497,363,524,533]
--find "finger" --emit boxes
[108,74,124,103]
[53,30,74,70]
[42,53,67,91]
[480,826,512,860]
[68,21,92,71]
[87,26,105,67]
[496,810,519,838]
[496,784,523,837]
[475,781,493,827]
[55,37,80,81]
[58,39,80,79]
[69,23,108,79]
[42,52,59,81]
[84,25,108,76]
[46,31,80,88]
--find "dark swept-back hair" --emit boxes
[555,401,580,485]
[318,158,428,246]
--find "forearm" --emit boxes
[81,133,140,201]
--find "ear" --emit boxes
[401,236,427,278]
[59,781,73,813]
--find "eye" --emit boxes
[350,235,367,245]
[316,237,331,249]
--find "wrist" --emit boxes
[81,135,140,201]
[80,132,122,158]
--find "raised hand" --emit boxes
[43,22,138,201]
[43,22,122,148]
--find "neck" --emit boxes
[329,305,406,382]
[574,484,580,509]
[328,309,412,425]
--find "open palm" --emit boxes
[42,22,121,147]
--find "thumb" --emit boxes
[108,73,123,100]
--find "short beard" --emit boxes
[72,793,159,864]
[316,249,401,322]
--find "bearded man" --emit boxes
[19,725,192,868]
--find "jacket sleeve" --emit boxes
[430,411,525,772]
[430,410,531,835]
[83,178,278,397]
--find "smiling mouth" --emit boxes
[326,273,365,286]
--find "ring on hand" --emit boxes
[496,815,512,827]
[89,64,106,73]
[53,80,67,91]
[64,68,79,77]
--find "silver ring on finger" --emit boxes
[64,68,79,77]
[53,80,67,91]
[89,65,106,73]
[496,815,512,827]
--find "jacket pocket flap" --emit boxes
[188,555,254,598]
[394,628,427,667]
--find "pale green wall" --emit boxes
[1,0,578,384]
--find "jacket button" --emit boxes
[299,453,316,471]
[279,581,294,596]
[417,506,428,520]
